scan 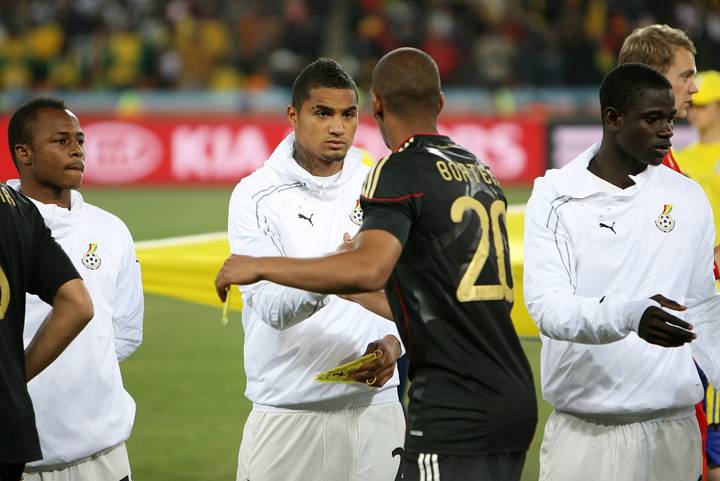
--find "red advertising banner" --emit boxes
[0,115,546,185]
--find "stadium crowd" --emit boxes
[4,0,720,476]
[1,0,719,92]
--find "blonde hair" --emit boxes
[619,24,696,74]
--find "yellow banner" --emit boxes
[136,208,539,337]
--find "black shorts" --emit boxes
[395,449,525,481]
[0,463,24,481]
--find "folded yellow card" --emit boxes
[315,350,382,384]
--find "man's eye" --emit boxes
[55,139,66,144]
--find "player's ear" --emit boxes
[287,104,298,129]
[603,107,623,132]
[371,92,384,120]
[14,144,32,167]
[437,92,445,115]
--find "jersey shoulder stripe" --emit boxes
[362,156,390,198]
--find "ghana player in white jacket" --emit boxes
[228,59,404,481]
[8,98,142,481]
[524,64,720,481]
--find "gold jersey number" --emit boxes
[450,196,513,303]
[0,266,9,320]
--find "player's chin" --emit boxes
[62,172,84,189]
[646,155,665,167]
[675,103,690,120]
[321,149,348,162]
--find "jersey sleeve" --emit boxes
[685,194,720,387]
[227,181,329,330]
[112,221,144,361]
[523,180,655,343]
[359,155,421,246]
[27,207,81,305]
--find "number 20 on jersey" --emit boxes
[450,197,513,303]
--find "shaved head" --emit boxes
[371,47,442,117]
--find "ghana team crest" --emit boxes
[350,199,363,226]
[81,243,102,270]
[655,204,675,233]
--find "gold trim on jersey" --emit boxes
[0,187,16,206]
[362,156,390,198]
[0,267,9,320]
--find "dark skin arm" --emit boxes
[637,294,695,348]
[335,232,394,320]
[215,230,403,387]
[340,291,394,320]
[215,229,403,300]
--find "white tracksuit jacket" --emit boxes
[10,182,143,467]
[524,143,720,417]
[228,133,402,410]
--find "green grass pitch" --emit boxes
[80,186,551,481]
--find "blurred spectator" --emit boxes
[0,0,718,91]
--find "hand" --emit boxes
[637,294,694,348]
[351,335,402,387]
[335,232,355,253]
[215,255,261,302]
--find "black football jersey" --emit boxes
[360,134,537,455]
[0,184,80,462]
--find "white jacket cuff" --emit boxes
[623,298,660,333]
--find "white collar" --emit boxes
[6,179,85,212]
[546,142,655,199]
[264,133,364,197]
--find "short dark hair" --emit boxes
[8,97,68,166]
[371,47,442,117]
[291,58,357,110]
[599,63,672,114]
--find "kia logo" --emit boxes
[82,122,163,184]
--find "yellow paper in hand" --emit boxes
[315,350,382,384]
[221,288,231,326]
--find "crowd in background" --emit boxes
[0,0,718,92]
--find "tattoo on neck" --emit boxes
[293,145,314,173]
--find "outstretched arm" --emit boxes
[216,229,403,301]
[334,232,394,320]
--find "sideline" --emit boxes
[135,231,227,249]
